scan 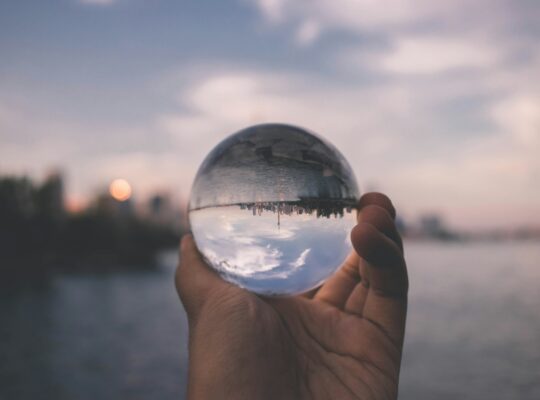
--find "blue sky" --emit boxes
[1,0,539,229]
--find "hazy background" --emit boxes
[2,0,539,229]
[1,1,540,399]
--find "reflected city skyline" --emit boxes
[188,124,360,212]
[191,199,357,229]
[241,199,356,217]
[187,125,361,295]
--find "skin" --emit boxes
[176,192,408,400]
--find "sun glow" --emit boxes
[109,179,132,201]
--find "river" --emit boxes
[1,241,539,399]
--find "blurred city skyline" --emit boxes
[1,0,539,230]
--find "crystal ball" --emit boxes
[189,123,360,296]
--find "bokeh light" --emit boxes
[109,179,132,202]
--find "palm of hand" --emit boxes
[178,193,408,400]
[272,295,401,400]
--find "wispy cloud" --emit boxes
[237,0,540,228]
[290,248,311,269]
[344,36,502,75]
[249,0,537,76]
[294,20,321,46]
[249,0,535,37]
[154,58,540,228]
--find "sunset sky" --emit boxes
[1,0,539,229]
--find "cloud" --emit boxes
[4,51,539,229]
[289,248,311,269]
[384,91,540,228]
[346,36,502,75]
[235,0,540,228]
[158,69,412,140]
[154,61,540,228]
[156,70,414,185]
[0,95,183,203]
[255,0,286,22]
[249,0,537,78]
[490,95,540,148]
[3,0,539,230]
[249,0,535,37]
[295,20,321,46]
[250,0,492,35]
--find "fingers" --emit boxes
[347,203,408,347]
[175,234,229,319]
[313,251,361,307]
[341,275,368,315]
[358,192,396,219]
[350,222,407,298]
[301,286,321,299]
[358,203,403,250]
[314,192,399,308]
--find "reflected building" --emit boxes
[237,199,356,228]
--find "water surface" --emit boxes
[1,242,539,399]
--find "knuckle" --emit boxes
[359,192,396,219]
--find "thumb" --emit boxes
[175,234,228,319]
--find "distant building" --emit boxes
[417,213,458,240]
[147,193,183,230]
[149,195,166,216]
[36,171,66,221]
[95,192,133,216]
[419,214,444,236]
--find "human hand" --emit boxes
[176,193,408,400]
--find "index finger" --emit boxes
[348,200,408,348]
[314,192,400,309]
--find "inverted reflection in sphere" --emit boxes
[189,123,360,296]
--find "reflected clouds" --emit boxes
[188,124,360,295]
[190,205,356,295]
[289,248,311,269]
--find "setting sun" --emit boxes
[109,179,132,202]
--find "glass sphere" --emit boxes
[189,123,360,296]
